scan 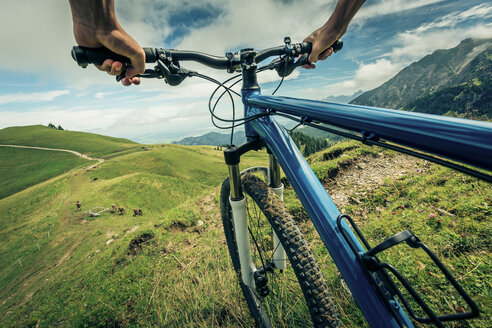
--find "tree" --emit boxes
[57,125,64,130]
[289,131,330,156]
[48,123,56,129]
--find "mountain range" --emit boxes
[321,90,364,103]
[351,37,491,120]
[171,131,246,146]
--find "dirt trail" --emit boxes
[0,144,104,168]
[322,151,431,219]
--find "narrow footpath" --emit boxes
[0,144,104,168]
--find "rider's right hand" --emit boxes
[69,0,145,86]
[302,26,338,69]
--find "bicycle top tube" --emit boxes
[245,95,492,172]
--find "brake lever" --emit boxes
[270,55,299,77]
[272,39,343,77]
[115,61,196,86]
[116,69,161,82]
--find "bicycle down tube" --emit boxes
[242,90,412,328]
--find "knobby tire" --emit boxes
[220,174,340,328]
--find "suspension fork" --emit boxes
[224,139,262,287]
[268,150,286,270]
[224,140,287,287]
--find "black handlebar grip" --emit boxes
[331,40,343,53]
[71,46,130,68]
[300,40,343,56]
[71,46,158,68]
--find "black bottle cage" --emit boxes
[337,214,479,327]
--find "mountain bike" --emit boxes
[72,38,491,328]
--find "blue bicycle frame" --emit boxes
[71,41,491,327]
[240,89,492,328]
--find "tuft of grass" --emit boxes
[309,140,381,180]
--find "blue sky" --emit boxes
[0,0,491,143]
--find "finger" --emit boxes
[95,59,114,72]
[130,76,141,85]
[108,61,124,76]
[302,63,316,69]
[308,52,319,64]
[125,66,138,79]
[318,48,334,61]
[121,77,132,86]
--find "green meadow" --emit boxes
[0,147,91,199]
[0,125,138,157]
[0,129,489,327]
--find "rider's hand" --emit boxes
[301,0,365,69]
[302,26,338,69]
[69,0,145,86]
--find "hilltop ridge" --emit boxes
[0,125,138,157]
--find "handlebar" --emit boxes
[71,39,343,84]
[71,40,342,69]
[71,46,234,70]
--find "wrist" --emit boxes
[320,21,344,41]
[69,0,118,32]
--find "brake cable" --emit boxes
[128,49,296,146]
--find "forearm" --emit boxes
[323,0,366,39]
[68,0,118,31]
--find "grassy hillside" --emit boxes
[0,147,93,199]
[0,140,489,327]
[0,125,138,157]
[0,144,267,327]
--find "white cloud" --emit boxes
[175,0,336,54]
[413,3,492,33]
[329,59,401,95]
[387,23,492,63]
[0,90,70,105]
[383,4,492,62]
[0,107,119,132]
[0,1,74,74]
[355,0,445,22]
[328,4,492,95]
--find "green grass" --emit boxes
[0,147,92,199]
[0,125,138,157]
[283,143,491,327]
[0,144,266,327]
[0,138,489,327]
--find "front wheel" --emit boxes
[220,174,340,327]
